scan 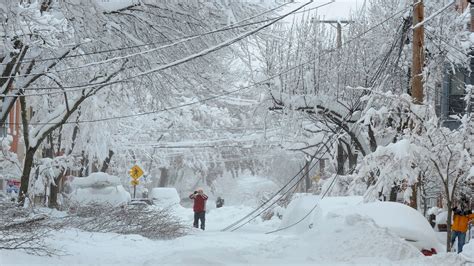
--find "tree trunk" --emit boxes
[389,185,398,202]
[80,152,89,177]
[158,167,169,187]
[337,142,345,175]
[446,201,452,252]
[18,148,37,204]
[410,183,418,209]
[304,159,311,192]
[319,159,325,178]
[100,150,114,172]
[48,175,62,209]
[345,141,358,172]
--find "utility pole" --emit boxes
[411,0,424,104]
[311,19,353,174]
[336,22,342,48]
[311,19,354,48]
[409,0,425,210]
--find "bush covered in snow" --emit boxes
[67,204,187,239]
[0,203,64,255]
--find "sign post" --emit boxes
[129,165,144,199]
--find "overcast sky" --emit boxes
[280,0,364,22]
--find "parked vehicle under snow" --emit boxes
[68,172,131,207]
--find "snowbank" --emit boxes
[289,212,422,262]
[462,241,474,261]
[340,202,444,252]
[280,196,443,254]
[69,173,130,207]
[279,195,363,233]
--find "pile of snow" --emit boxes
[69,173,130,207]
[150,187,180,208]
[279,196,443,253]
[282,212,422,262]
[436,211,448,225]
[462,241,474,261]
[278,195,363,233]
[340,202,444,252]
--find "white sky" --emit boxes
[96,1,363,21]
[280,0,364,22]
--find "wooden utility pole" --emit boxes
[409,0,425,209]
[411,0,424,104]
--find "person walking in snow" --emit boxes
[451,206,474,253]
[189,188,208,230]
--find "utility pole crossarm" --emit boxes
[311,19,355,49]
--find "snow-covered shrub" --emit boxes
[67,204,187,239]
[0,202,64,255]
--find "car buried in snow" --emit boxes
[341,201,444,256]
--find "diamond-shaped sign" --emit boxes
[129,165,144,179]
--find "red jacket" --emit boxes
[189,193,208,212]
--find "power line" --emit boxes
[264,169,342,234]
[0,2,290,68]
[0,4,293,80]
[221,5,413,232]
[5,1,407,127]
[424,29,468,58]
[221,136,331,232]
[9,1,333,93]
[261,2,458,235]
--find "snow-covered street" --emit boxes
[2,198,471,265]
[2,0,474,265]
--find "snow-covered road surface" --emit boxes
[1,202,470,265]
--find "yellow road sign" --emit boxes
[131,179,139,186]
[129,165,144,179]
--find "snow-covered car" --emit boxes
[341,201,444,256]
[69,172,131,207]
[150,187,181,208]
